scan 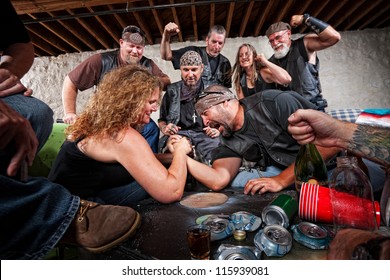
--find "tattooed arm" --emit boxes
[288,109,390,168]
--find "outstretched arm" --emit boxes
[288,109,390,167]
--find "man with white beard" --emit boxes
[265,14,340,112]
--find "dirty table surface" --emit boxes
[78,184,328,260]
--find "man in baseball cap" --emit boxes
[265,15,341,112]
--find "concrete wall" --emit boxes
[22,27,390,122]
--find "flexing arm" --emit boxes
[288,109,390,167]
[290,14,340,53]
[160,22,180,61]
[0,100,38,176]
[256,53,291,85]
[61,75,79,124]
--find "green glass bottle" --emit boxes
[294,143,329,192]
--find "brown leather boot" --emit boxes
[59,200,141,253]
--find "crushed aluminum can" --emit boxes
[254,225,292,257]
[201,216,234,241]
[230,211,262,232]
[262,194,298,228]
[291,222,331,250]
[215,244,262,260]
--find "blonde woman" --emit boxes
[49,65,192,206]
[232,43,291,99]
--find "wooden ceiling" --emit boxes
[12,0,390,57]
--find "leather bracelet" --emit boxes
[303,14,329,34]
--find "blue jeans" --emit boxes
[1,93,54,151]
[0,176,79,259]
[0,94,53,175]
[230,161,385,193]
[85,180,150,208]
[142,120,159,153]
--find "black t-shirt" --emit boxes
[1,1,31,50]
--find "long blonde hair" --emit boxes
[67,65,162,141]
[231,43,259,93]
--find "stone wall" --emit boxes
[22,27,390,122]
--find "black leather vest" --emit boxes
[197,47,231,88]
[100,50,152,82]
[220,90,305,168]
[269,38,327,111]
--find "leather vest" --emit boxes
[240,72,273,98]
[100,50,152,82]
[164,80,214,125]
[220,90,302,168]
[269,38,327,110]
[197,47,231,88]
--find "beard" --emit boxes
[125,54,140,65]
[273,43,290,59]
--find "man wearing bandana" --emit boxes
[265,15,340,112]
[61,25,170,152]
[160,22,232,89]
[158,51,220,164]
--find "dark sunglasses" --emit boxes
[122,25,145,37]
[195,91,224,103]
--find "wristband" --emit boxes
[303,13,329,34]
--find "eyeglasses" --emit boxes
[122,25,145,38]
[268,30,288,45]
[195,91,224,103]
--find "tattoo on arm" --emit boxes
[348,125,390,168]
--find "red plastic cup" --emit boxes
[299,183,380,229]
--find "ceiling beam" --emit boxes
[148,0,164,36]
[254,0,273,36]
[47,11,97,51]
[87,6,117,46]
[27,13,82,53]
[343,0,382,30]
[26,25,67,53]
[66,8,108,50]
[209,3,215,29]
[191,0,199,41]
[169,0,183,42]
[332,0,366,29]
[239,0,255,37]
[225,2,235,37]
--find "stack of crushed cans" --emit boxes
[204,193,332,260]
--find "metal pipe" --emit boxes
[23,0,266,24]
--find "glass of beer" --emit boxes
[186,224,211,260]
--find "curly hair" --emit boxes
[67,65,162,141]
[231,43,259,94]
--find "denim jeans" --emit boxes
[1,93,54,151]
[230,160,385,194]
[1,94,53,175]
[85,180,150,208]
[0,176,79,259]
[141,119,159,153]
